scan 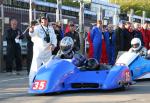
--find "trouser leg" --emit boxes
[29,55,42,86]
[15,48,22,71]
[6,49,14,72]
[27,47,33,74]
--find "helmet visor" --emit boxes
[60,45,72,54]
[131,43,139,48]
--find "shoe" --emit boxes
[12,72,17,75]
[6,72,12,76]
[16,72,21,75]
[12,71,20,75]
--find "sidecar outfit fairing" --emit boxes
[116,52,150,80]
[29,59,132,94]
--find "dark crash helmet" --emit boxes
[72,53,86,67]
[60,36,74,55]
[86,58,99,70]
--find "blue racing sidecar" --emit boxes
[116,52,150,80]
[28,57,134,94]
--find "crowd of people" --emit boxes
[4,16,81,76]
[4,16,150,76]
[87,20,150,65]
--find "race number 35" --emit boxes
[32,80,47,90]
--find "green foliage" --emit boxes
[47,0,56,3]
[63,0,80,7]
[110,0,150,18]
[47,0,80,7]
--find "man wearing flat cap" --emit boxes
[29,16,57,86]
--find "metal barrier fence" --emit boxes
[0,4,95,72]
[0,5,35,72]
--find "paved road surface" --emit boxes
[0,71,150,103]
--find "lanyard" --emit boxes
[41,25,50,38]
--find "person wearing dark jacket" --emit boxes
[26,33,33,75]
[65,23,80,52]
[52,22,63,55]
[5,18,23,75]
[114,21,125,59]
[26,20,38,75]
[133,23,144,46]
[122,22,133,51]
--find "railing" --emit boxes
[2,41,27,55]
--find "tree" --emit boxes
[110,0,150,18]
[47,0,80,7]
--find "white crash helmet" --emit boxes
[60,36,74,54]
[131,38,141,51]
[148,50,150,55]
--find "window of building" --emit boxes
[4,0,12,5]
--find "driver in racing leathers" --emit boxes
[128,38,147,56]
[58,37,100,69]
[53,37,99,69]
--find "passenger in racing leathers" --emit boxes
[128,38,147,56]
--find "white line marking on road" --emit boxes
[0,77,28,83]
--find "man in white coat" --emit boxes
[29,16,57,86]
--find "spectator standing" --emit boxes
[104,24,116,65]
[65,22,80,52]
[29,16,57,86]
[26,20,38,75]
[52,21,64,55]
[122,21,133,51]
[140,22,150,49]
[87,31,94,58]
[65,21,73,34]
[115,21,125,50]
[90,20,103,62]
[5,18,23,75]
[114,21,125,59]
[100,26,108,64]
[133,23,144,46]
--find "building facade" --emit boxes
[91,0,120,22]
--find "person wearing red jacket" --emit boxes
[65,21,73,34]
[149,27,150,49]
[87,31,94,58]
[100,27,108,64]
[140,22,150,49]
[65,24,70,34]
